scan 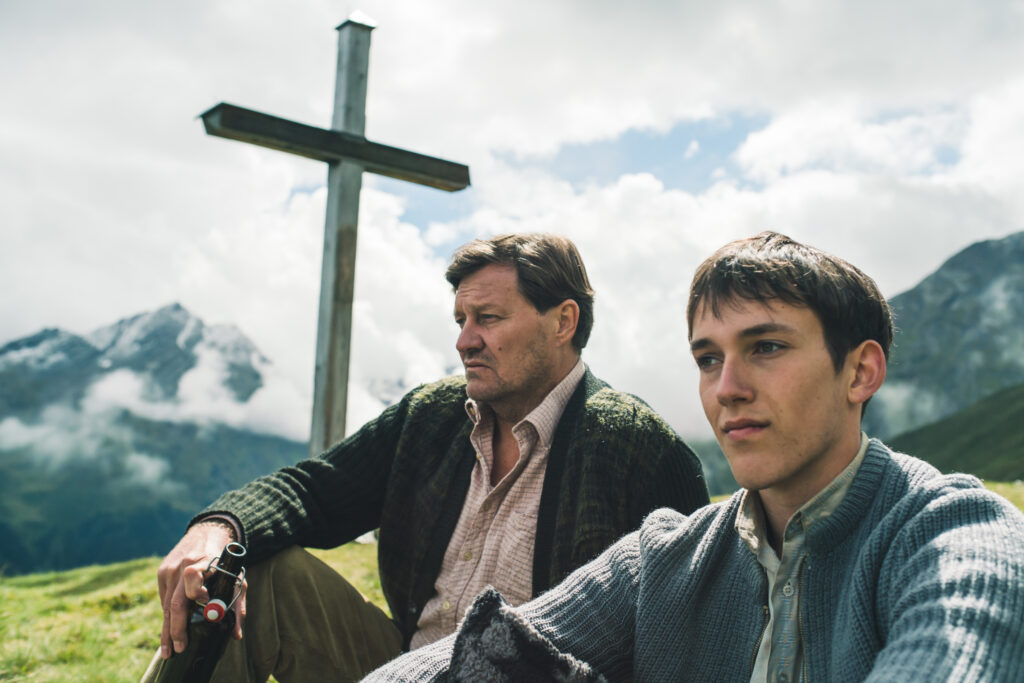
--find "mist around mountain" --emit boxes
[865,231,1024,439]
[0,304,308,574]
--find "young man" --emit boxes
[143,233,708,682]
[369,231,1024,681]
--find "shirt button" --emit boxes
[442,600,451,610]
[777,673,788,683]
[463,551,473,561]
[782,582,794,597]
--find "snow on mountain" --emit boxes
[0,329,83,371]
[0,304,313,573]
[0,302,310,446]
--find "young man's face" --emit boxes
[454,264,564,420]
[689,297,862,502]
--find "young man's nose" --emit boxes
[716,358,754,406]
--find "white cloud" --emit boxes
[123,452,185,496]
[0,404,129,467]
[0,415,53,451]
[77,347,312,441]
[2,0,1024,446]
[0,409,186,497]
[735,103,967,182]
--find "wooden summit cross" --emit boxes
[200,13,470,456]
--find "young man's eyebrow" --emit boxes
[689,338,713,353]
[740,322,797,337]
[690,322,798,352]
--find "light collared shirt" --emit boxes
[739,433,870,683]
[410,358,586,648]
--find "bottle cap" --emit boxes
[203,599,228,623]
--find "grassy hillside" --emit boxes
[4,484,1023,680]
[888,381,1024,480]
[0,543,382,682]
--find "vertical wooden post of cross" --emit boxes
[310,17,373,455]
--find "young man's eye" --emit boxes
[754,341,784,354]
[694,354,721,370]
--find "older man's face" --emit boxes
[454,264,563,420]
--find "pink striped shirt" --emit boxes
[410,359,586,648]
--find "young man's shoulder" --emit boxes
[867,440,1018,517]
[845,440,1024,565]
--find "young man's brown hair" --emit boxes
[686,230,894,372]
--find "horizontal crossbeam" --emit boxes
[200,103,470,192]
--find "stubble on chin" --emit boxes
[465,374,504,404]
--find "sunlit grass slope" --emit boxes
[0,543,382,682]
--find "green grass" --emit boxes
[3,486,1023,681]
[0,543,381,682]
[984,480,1024,511]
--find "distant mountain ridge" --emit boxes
[0,304,305,575]
[0,303,265,419]
[865,231,1024,439]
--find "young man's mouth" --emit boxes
[722,419,769,439]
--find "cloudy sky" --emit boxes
[3,0,1023,442]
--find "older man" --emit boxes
[370,231,1024,682]
[145,233,708,682]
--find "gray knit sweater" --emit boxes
[366,440,1024,681]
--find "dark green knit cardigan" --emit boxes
[199,369,709,646]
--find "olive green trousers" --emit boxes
[141,546,403,682]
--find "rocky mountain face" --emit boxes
[0,304,305,574]
[0,303,264,419]
[865,231,1024,439]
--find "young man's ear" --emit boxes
[553,299,580,346]
[847,339,887,406]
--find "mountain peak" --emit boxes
[85,302,199,358]
[1,304,268,414]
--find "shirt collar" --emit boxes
[736,432,870,556]
[464,358,586,451]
